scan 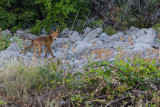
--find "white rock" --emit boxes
[134,28,156,45]
[83,27,92,37]
[84,27,102,41]
[51,38,69,49]
[59,28,70,38]
[70,31,81,42]
[6,42,22,53]
[1,29,12,36]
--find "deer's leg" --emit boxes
[48,46,54,58]
[38,45,42,58]
[44,47,48,58]
[34,45,38,57]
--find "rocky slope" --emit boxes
[0,27,160,68]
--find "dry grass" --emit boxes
[92,48,114,60]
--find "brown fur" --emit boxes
[24,29,60,58]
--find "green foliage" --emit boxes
[0,100,6,105]
[0,34,11,51]
[73,20,85,32]
[0,33,23,51]
[104,26,116,36]
[153,23,160,34]
[1,56,159,106]
[35,60,77,89]
[113,57,159,86]
[31,0,90,34]
[90,19,103,27]
[0,0,39,32]
[33,57,159,106]
[9,35,23,49]
[0,7,17,31]
[31,19,56,34]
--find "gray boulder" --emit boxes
[134,28,156,45]
[16,30,26,37]
[72,39,104,59]
[51,38,69,50]
[89,39,104,49]
[84,27,102,41]
[70,31,81,42]
[112,41,126,50]
[6,42,22,53]
[83,27,92,37]
[99,32,125,44]
[74,41,92,58]
[151,38,160,49]
[125,26,139,36]
[59,28,70,38]
[124,27,158,50]
[109,32,124,43]
[16,30,36,40]
[0,29,12,37]
[133,43,153,52]
[0,51,21,60]
[124,42,153,53]
[98,33,110,43]
[0,42,22,60]
[26,33,36,40]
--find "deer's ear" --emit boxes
[50,28,54,33]
[56,29,60,33]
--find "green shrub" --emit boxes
[30,0,90,34]
[1,56,159,106]
[0,34,11,51]
[104,26,116,36]
[0,0,38,33]
[153,23,160,34]
[81,57,160,106]
[9,35,23,49]
[113,57,159,86]
[35,60,79,90]
[90,19,103,28]
[0,33,23,51]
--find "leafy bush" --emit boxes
[153,23,160,34]
[0,34,11,51]
[0,33,23,51]
[81,57,160,106]
[1,56,159,106]
[0,0,39,33]
[104,26,116,36]
[90,19,103,28]
[9,35,23,49]
[31,0,90,34]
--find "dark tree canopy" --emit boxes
[0,0,159,33]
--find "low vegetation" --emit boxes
[0,34,11,51]
[0,33,23,51]
[0,53,159,106]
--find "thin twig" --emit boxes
[105,97,126,107]
[37,96,43,107]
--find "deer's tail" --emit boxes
[24,40,34,50]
